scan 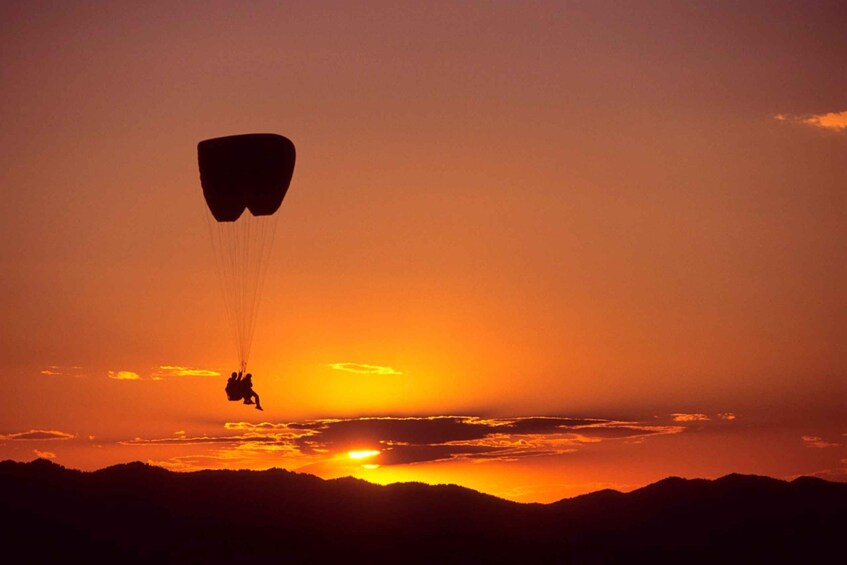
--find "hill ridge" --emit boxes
[1,458,843,562]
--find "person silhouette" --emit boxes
[225,371,242,401]
[241,373,263,411]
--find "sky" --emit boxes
[0,1,844,502]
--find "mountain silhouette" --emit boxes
[1,459,843,563]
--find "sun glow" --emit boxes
[348,449,380,460]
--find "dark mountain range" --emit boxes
[1,459,843,563]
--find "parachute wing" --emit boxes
[199,133,296,221]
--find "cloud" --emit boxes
[121,423,309,449]
[377,443,504,465]
[145,454,251,472]
[152,365,222,379]
[327,362,403,375]
[33,450,56,459]
[802,111,847,131]
[670,412,737,423]
[0,430,75,441]
[122,415,688,470]
[121,435,248,446]
[671,413,710,422]
[802,467,847,482]
[106,366,221,381]
[40,366,86,378]
[108,370,141,381]
[801,435,843,449]
[225,422,291,430]
[501,417,604,434]
[289,416,497,447]
[774,110,847,132]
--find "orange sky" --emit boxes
[0,1,844,502]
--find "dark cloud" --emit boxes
[569,424,673,439]
[289,417,495,449]
[292,416,685,463]
[0,430,75,441]
[379,443,503,466]
[503,417,602,434]
[121,414,696,468]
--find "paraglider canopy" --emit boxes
[198,133,296,222]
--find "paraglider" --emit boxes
[225,371,263,411]
[198,133,296,407]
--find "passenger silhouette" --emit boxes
[241,373,263,410]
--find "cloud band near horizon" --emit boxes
[123,415,698,468]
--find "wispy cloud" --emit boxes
[801,435,843,449]
[0,430,75,441]
[670,412,737,423]
[33,450,56,459]
[152,365,222,380]
[327,362,403,375]
[671,413,710,422]
[774,110,847,132]
[224,422,293,431]
[108,370,141,381]
[122,435,249,446]
[146,455,229,472]
[40,365,85,378]
[800,466,847,483]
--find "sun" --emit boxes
[347,449,380,460]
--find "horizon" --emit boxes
[4,456,842,562]
[1,1,844,504]
[5,455,842,503]
[6,454,842,484]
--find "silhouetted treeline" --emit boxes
[0,459,843,563]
